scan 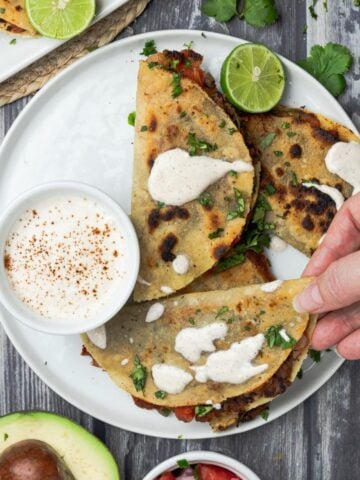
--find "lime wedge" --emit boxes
[25,0,95,40]
[220,43,285,113]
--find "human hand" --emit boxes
[293,193,360,360]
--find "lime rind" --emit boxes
[220,43,286,113]
[25,0,96,40]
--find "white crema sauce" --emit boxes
[325,141,360,195]
[175,322,228,363]
[4,195,126,321]
[148,148,253,206]
[152,364,193,394]
[191,334,268,384]
[260,280,283,293]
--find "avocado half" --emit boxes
[0,411,120,479]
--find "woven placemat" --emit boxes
[0,0,150,107]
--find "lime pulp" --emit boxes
[220,43,286,113]
[25,0,96,40]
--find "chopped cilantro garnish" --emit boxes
[228,127,236,135]
[0,7,5,13]
[159,408,171,417]
[265,326,296,349]
[241,0,279,28]
[195,405,214,417]
[170,59,180,69]
[197,191,214,208]
[156,201,165,209]
[290,171,298,187]
[208,228,224,239]
[215,253,245,273]
[140,125,148,132]
[155,390,167,399]
[228,170,238,177]
[130,355,147,392]
[297,368,303,379]
[281,122,290,129]
[180,111,187,118]
[187,132,218,156]
[3,433,8,441]
[140,40,157,56]
[298,43,353,97]
[260,407,270,421]
[184,58,192,67]
[287,131,297,138]
[86,45,98,52]
[128,111,136,126]
[148,61,161,69]
[226,188,245,221]
[188,317,195,325]
[219,119,226,128]
[265,184,277,195]
[177,459,190,468]
[9,38,16,45]
[201,32,207,38]
[171,72,183,98]
[259,132,276,150]
[216,305,229,318]
[273,150,283,157]
[309,349,322,363]
[184,40,194,49]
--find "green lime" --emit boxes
[25,0,96,40]
[220,43,285,113]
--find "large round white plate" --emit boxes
[0,0,130,83]
[0,30,354,439]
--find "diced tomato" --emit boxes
[196,464,242,480]
[174,406,195,423]
[157,472,176,480]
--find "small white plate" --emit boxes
[0,30,355,439]
[0,0,129,83]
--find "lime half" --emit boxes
[25,0,95,40]
[220,43,285,113]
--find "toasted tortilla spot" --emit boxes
[302,214,315,231]
[289,144,302,158]
[276,167,285,177]
[294,110,320,127]
[213,244,228,260]
[148,209,161,233]
[149,115,157,132]
[159,233,178,261]
[166,125,179,138]
[312,126,339,145]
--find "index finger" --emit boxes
[303,193,360,277]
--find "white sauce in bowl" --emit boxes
[148,148,253,206]
[4,194,126,322]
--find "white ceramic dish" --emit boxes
[0,181,139,335]
[0,30,355,439]
[143,451,261,480]
[0,0,129,83]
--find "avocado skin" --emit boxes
[0,439,75,480]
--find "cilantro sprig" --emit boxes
[140,40,157,56]
[265,326,296,349]
[298,43,353,97]
[130,356,147,392]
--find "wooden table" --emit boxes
[1,1,359,478]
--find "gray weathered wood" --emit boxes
[1,1,360,479]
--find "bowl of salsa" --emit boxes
[143,451,261,480]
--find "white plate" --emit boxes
[0,30,354,439]
[0,0,129,83]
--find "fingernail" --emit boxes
[334,346,345,360]
[293,283,324,313]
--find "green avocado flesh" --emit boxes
[0,412,120,480]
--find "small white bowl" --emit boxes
[0,181,139,335]
[143,451,261,480]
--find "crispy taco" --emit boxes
[239,107,360,256]
[0,0,37,36]
[82,278,315,432]
[132,50,256,302]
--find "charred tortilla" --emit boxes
[239,107,359,256]
[0,0,37,36]
[132,50,255,302]
[83,278,314,431]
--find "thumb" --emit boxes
[294,250,360,314]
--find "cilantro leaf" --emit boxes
[242,0,279,28]
[265,326,296,349]
[130,355,147,392]
[202,0,237,22]
[260,407,269,421]
[187,132,218,156]
[171,72,183,98]
[177,459,190,468]
[195,405,214,417]
[215,252,245,272]
[128,111,136,126]
[298,43,353,97]
[259,132,276,150]
[140,40,157,56]
[309,349,322,363]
